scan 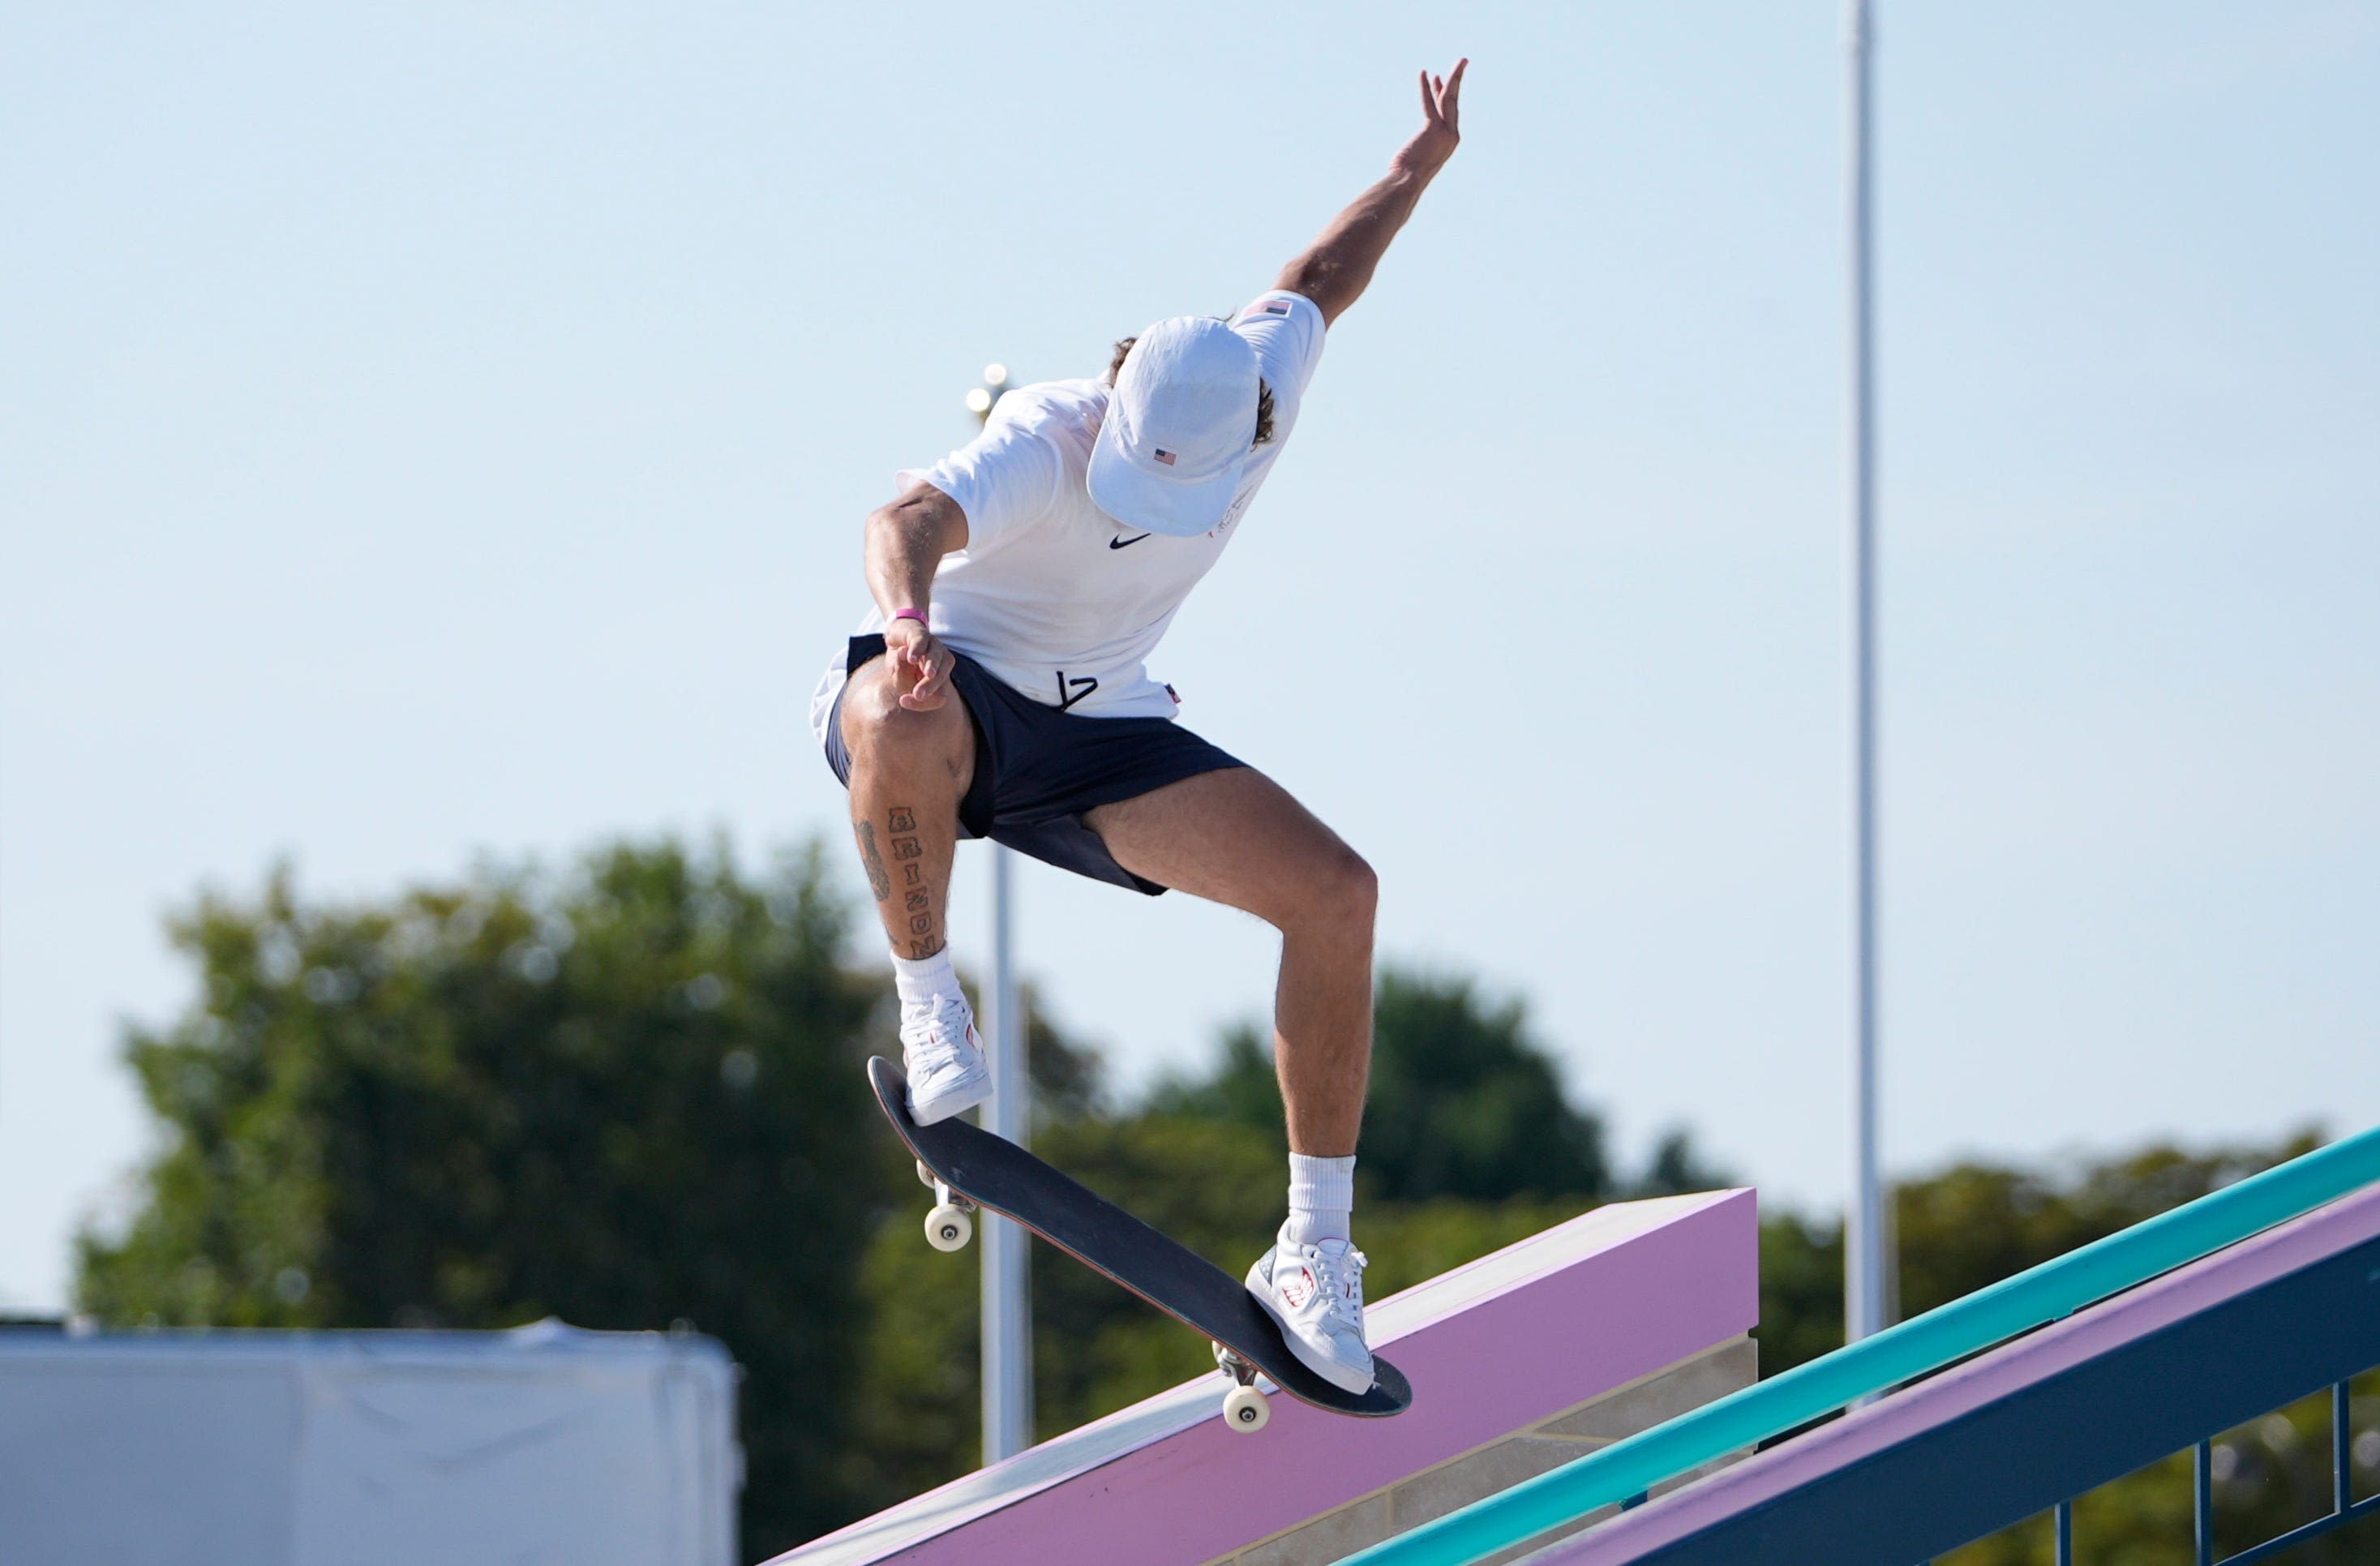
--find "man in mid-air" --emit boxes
[811,61,1467,1395]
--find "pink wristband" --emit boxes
[889,607,928,628]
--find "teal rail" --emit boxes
[1336,1124,2380,1566]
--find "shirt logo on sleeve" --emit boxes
[1152,448,1177,466]
[1241,298,1292,320]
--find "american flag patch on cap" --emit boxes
[1152,448,1177,466]
[1241,298,1292,320]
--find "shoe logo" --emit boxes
[1280,1266,1318,1311]
[1109,532,1152,550]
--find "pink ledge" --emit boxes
[769,1189,1758,1566]
[1539,1180,2380,1564]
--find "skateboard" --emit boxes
[868,1056,1411,1433]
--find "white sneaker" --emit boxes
[1246,1233,1374,1394]
[901,993,990,1126]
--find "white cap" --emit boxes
[1086,315,1260,538]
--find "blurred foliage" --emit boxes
[1756,1206,1848,1381]
[75,839,896,1559]
[79,839,2365,1560]
[1899,1135,2324,1324]
[1756,1131,2328,1381]
[1147,968,1634,1203]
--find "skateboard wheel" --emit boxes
[925,1203,973,1252]
[1221,1384,1269,1433]
[916,1159,936,1191]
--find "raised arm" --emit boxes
[1274,59,1467,328]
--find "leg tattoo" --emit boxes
[860,804,936,959]
[856,822,891,902]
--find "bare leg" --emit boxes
[837,659,975,959]
[1085,769,1375,1156]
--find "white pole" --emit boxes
[966,363,1032,1464]
[980,843,1032,1461]
[1844,0,1888,1348]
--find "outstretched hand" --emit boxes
[1393,58,1467,182]
[1270,57,1470,325]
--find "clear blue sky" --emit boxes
[4,2,2374,1313]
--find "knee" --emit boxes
[1280,846,1377,938]
[840,665,964,766]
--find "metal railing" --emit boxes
[1969,1376,2377,1566]
[1334,1124,2380,1566]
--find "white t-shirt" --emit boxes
[808,290,1327,743]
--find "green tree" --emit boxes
[1898,1135,2322,1323]
[1149,967,1618,1202]
[1634,1128,1738,1199]
[1755,1208,1846,1379]
[1756,1130,2331,1383]
[76,839,893,1559]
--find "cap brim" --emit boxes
[1086,416,1242,538]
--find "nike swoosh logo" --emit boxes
[1109,533,1152,550]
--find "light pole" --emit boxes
[965,364,1034,1461]
[1843,0,1889,1349]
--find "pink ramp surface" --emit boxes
[1538,1182,2380,1564]
[769,1190,1756,1566]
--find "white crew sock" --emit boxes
[1283,1153,1357,1248]
[890,946,964,1013]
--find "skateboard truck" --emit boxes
[918,1157,978,1252]
[1212,1342,1271,1433]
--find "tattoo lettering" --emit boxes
[908,939,934,959]
[868,805,934,941]
[856,822,891,902]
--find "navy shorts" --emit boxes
[823,635,1246,895]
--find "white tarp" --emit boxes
[0,1319,739,1566]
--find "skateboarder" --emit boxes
[811,61,1467,1397]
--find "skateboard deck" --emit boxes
[868,1056,1410,1427]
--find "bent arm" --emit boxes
[864,484,967,619]
[1275,59,1466,328]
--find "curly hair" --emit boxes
[1106,336,1275,448]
